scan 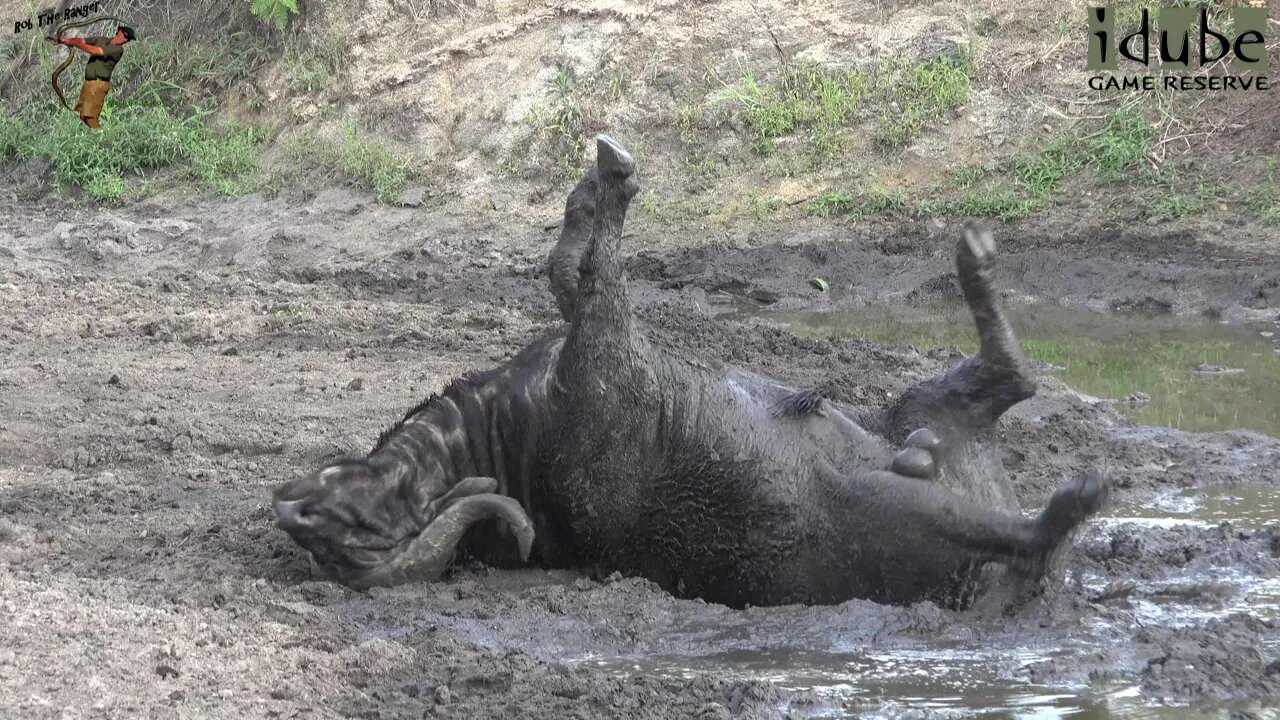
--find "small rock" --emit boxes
[399,186,427,208]
[1122,391,1151,406]
[1192,363,1244,375]
[433,685,452,704]
[107,374,120,386]
[221,346,239,356]
[346,378,364,391]
[488,193,513,211]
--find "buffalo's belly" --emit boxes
[601,459,816,607]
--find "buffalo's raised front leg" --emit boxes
[954,220,1037,420]
[878,221,1035,435]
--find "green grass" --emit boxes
[873,55,972,150]
[1013,137,1085,198]
[719,55,971,157]
[676,103,721,177]
[721,61,868,155]
[286,125,415,204]
[0,103,266,202]
[747,193,784,220]
[805,186,907,219]
[285,25,350,96]
[268,302,314,327]
[949,183,1045,220]
[534,66,588,181]
[1247,159,1280,226]
[1089,107,1156,181]
[799,105,1171,223]
[805,190,858,217]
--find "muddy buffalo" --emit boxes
[272,136,1107,608]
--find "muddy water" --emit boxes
[570,485,1280,718]
[735,303,1280,439]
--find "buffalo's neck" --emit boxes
[368,334,565,516]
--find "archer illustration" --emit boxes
[46,20,136,129]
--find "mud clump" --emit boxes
[1139,615,1280,703]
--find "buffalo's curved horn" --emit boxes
[386,493,534,584]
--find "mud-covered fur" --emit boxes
[273,136,1106,607]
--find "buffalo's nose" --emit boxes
[275,498,318,532]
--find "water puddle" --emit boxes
[589,647,1111,718]
[1109,484,1280,531]
[728,302,1280,439]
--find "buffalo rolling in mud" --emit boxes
[273,136,1108,608]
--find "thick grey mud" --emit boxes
[3,194,1280,719]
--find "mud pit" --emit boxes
[2,189,1280,718]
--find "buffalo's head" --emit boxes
[273,461,533,589]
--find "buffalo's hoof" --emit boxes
[596,135,639,200]
[890,427,941,480]
[1038,470,1109,542]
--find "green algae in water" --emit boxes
[754,303,1280,439]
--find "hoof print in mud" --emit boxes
[273,138,1106,610]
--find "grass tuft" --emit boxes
[286,125,415,203]
[0,103,265,202]
[873,55,972,150]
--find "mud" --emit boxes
[2,189,1280,718]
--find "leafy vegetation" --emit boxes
[285,125,416,203]
[1089,108,1157,182]
[1246,160,1280,226]
[873,56,972,149]
[718,54,971,158]
[250,0,300,32]
[0,103,265,201]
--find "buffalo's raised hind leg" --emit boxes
[549,136,657,543]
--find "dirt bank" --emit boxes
[2,189,1280,718]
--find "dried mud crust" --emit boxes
[1,193,1280,719]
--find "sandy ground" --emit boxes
[2,185,1280,718]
